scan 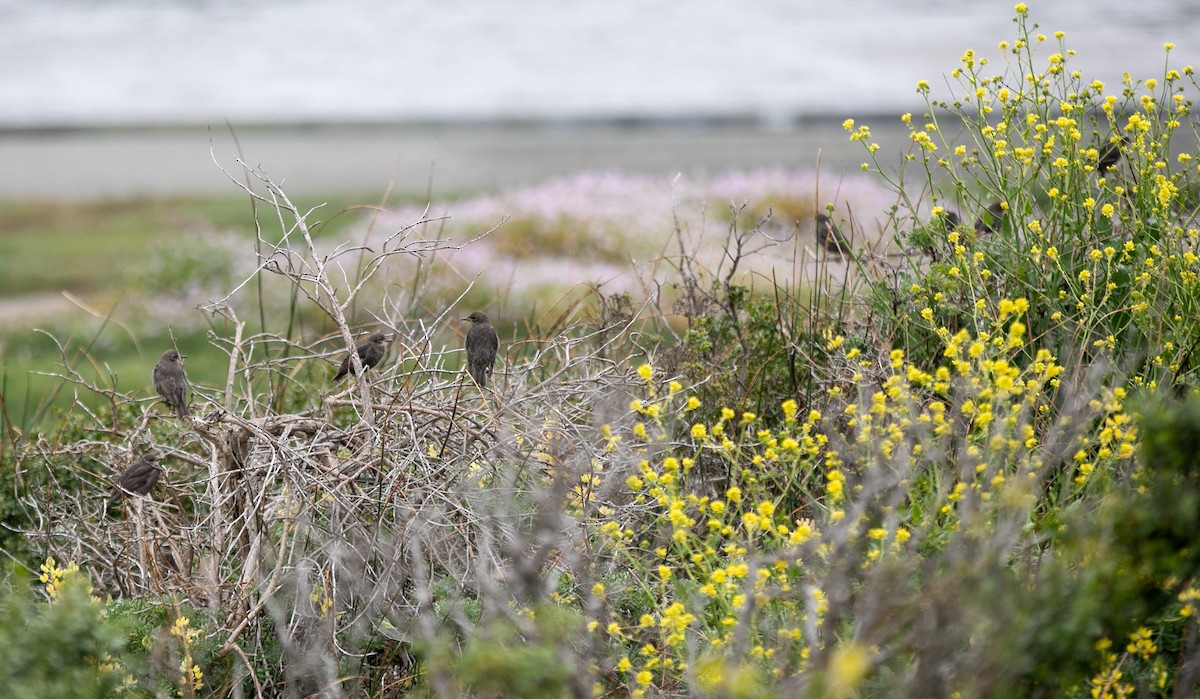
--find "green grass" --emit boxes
[0,327,231,434]
[0,188,429,429]
[0,192,389,297]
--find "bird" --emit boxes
[1098,135,1129,173]
[463,311,499,388]
[333,330,393,381]
[974,201,1006,235]
[815,213,851,256]
[109,452,164,503]
[920,211,962,262]
[153,349,190,419]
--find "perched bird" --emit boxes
[920,211,962,262]
[109,452,164,503]
[815,213,851,256]
[153,349,190,419]
[974,201,1006,235]
[334,330,393,381]
[463,311,499,388]
[1098,135,1129,173]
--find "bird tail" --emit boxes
[105,493,125,519]
[177,402,190,419]
[470,367,488,388]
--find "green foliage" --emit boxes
[126,236,239,299]
[104,597,229,697]
[0,567,124,699]
[673,280,821,424]
[420,605,586,699]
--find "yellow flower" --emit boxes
[782,399,799,421]
[829,642,871,696]
[692,423,708,439]
[637,363,652,382]
[1014,3,1028,15]
[685,395,702,411]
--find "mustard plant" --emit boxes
[857,5,1200,398]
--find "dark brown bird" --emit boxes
[334,330,393,380]
[464,311,499,388]
[1098,135,1129,173]
[109,452,163,503]
[815,213,851,255]
[153,349,189,419]
[974,201,1006,235]
[921,211,962,262]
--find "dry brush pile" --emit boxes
[10,166,677,696]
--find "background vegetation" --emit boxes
[4,6,1200,697]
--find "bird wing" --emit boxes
[155,365,189,417]
[159,370,188,405]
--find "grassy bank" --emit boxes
[0,192,387,297]
[0,190,421,428]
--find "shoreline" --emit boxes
[0,118,917,201]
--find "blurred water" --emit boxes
[1,0,1198,127]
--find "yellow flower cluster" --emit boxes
[171,615,205,692]
[581,9,1197,692]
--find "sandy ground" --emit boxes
[0,119,915,200]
